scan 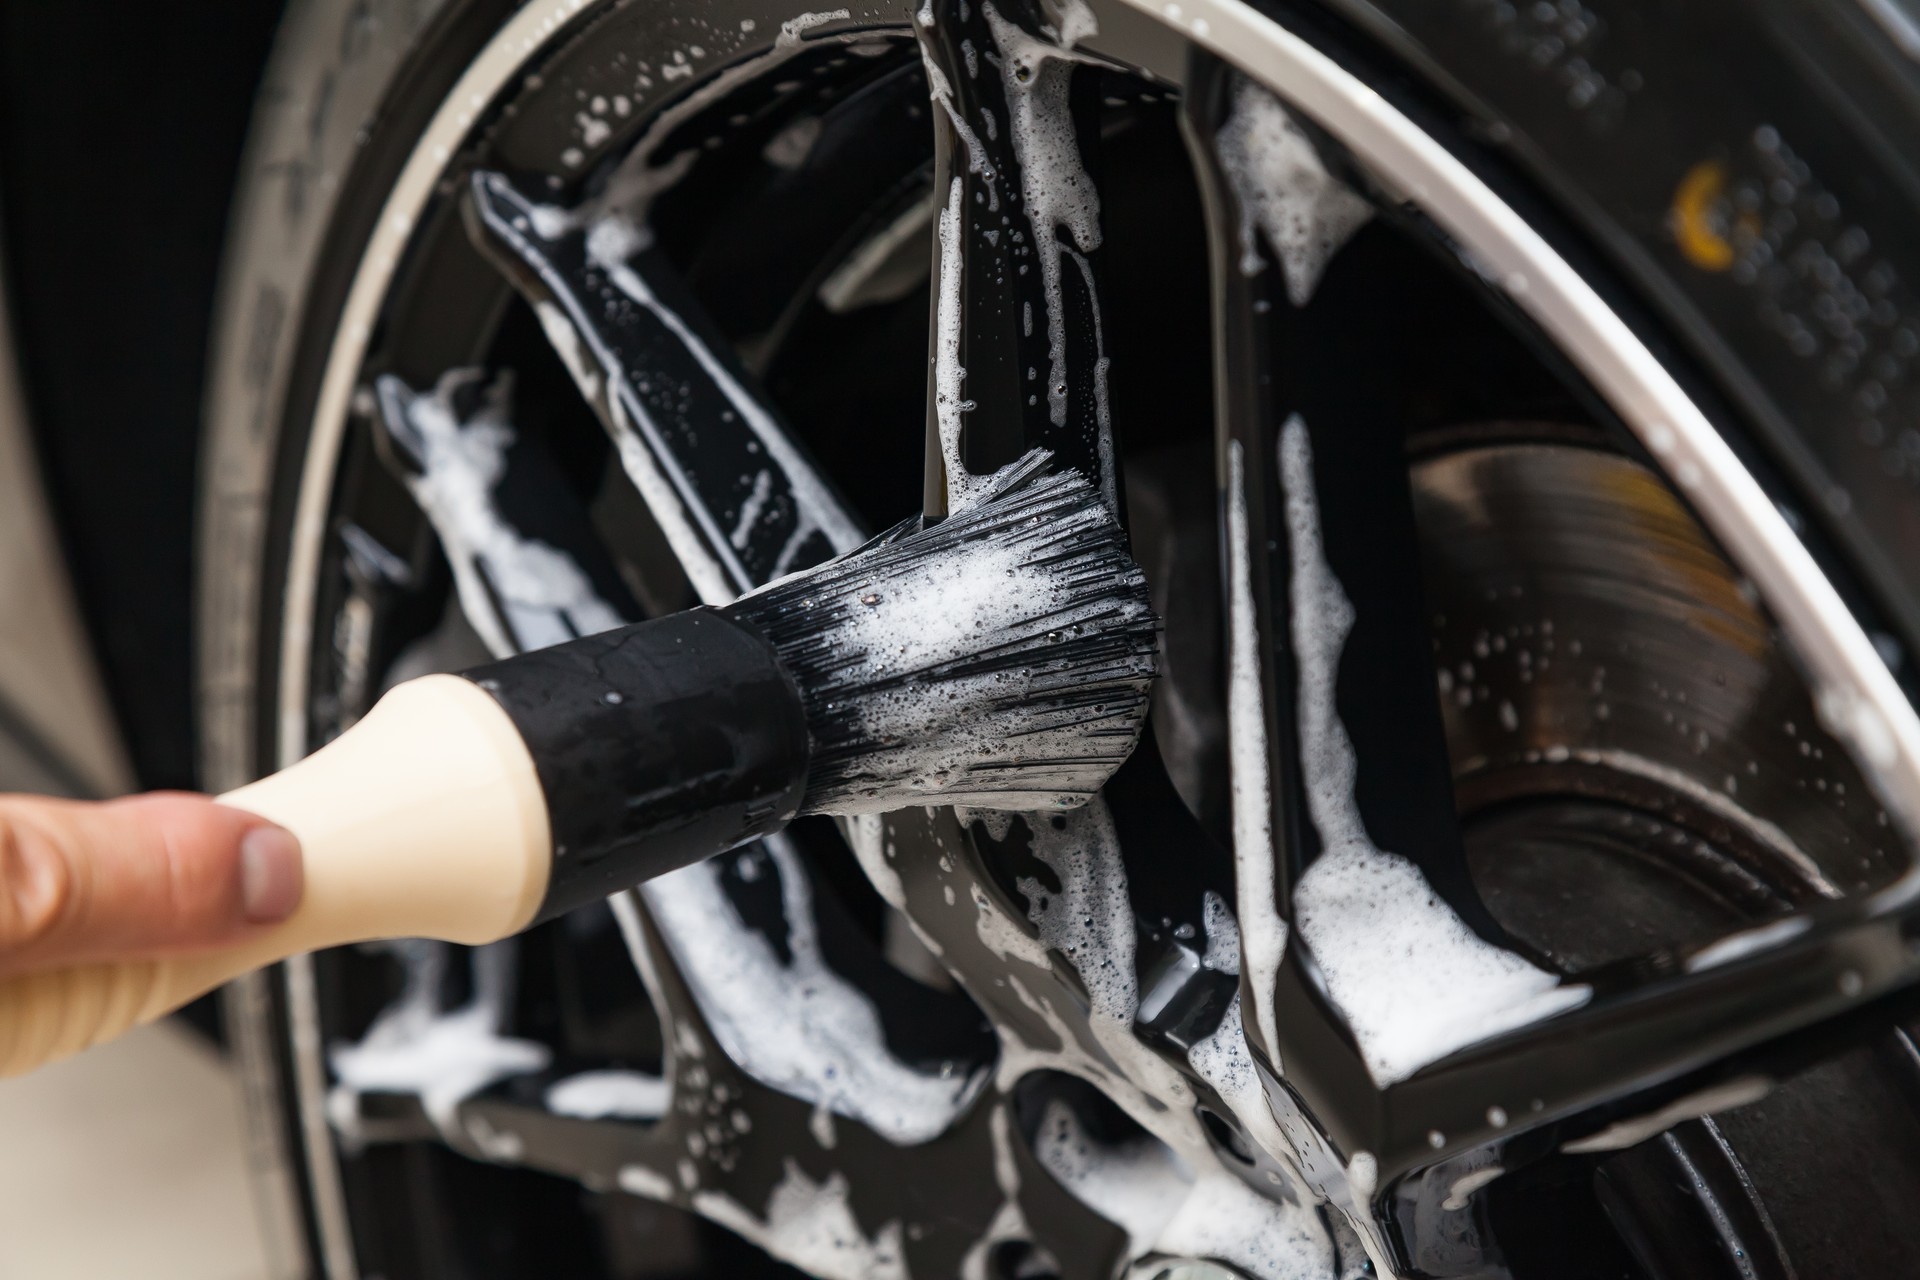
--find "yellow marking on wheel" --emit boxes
[1672,161,1738,271]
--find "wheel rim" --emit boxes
[240,0,1920,1276]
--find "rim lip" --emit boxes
[263,0,1920,1270]
[272,5,604,1268]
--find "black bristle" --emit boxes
[725,453,1160,814]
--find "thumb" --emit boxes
[0,792,304,976]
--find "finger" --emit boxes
[0,792,304,975]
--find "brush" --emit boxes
[0,454,1155,1075]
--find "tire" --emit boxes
[198,0,1920,1276]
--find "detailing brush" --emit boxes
[0,455,1155,1075]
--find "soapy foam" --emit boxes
[1037,1089,1337,1280]
[381,372,623,659]
[1157,1171,1336,1280]
[737,458,1156,813]
[933,176,988,509]
[545,1069,671,1120]
[1278,416,1589,1086]
[959,1104,1037,1280]
[1216,79,1372,308]
[923,59,1000,213]
[983,3,1107,433]
[1202,890,1241,974]
[327,941,549,1142]
[1034,1097,1188,1253]
[693,1159,908,1280]
[642,834,985,1144]
[970,802,1342,1278]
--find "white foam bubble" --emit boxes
[327,941,550,1143]
[693,1159,907,1280]
[1034,1097,1188,1254]
[1202,890,1241,974]
[389,373,624,658]
[932,176,988,511]
[1216,79,1372,307]
[545,1069,670,1120]
[984,3,1107,435]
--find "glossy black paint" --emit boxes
[465,608,810,921]
[917,0,1117,512]
[466,168,860,590]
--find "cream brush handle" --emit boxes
[0,675,552,1078]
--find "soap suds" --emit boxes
[844,813,908,910]
[619,1163,675,1199]
[1158,1170,1337,1280]
[959,1105,1035,1280]
[933,176,986,509]
[378,372,623,659]
[922,9,1117,513]
[1051,0,1099,45]
[1201,890,1241,974]
[984,3,1107,433]
[642,834,984,1144]
[545,1069,670,1120]
[1279,416,1589,1086]
[327,941,549,1143]
[1226,440,1288,1063]
[1216,79,1372,307]
[923,59,1000,211]
[693,1159,908,1280]
[1034,1097,1187,1254]
[1033,1083,1332,1280]
[970,803,1342,1277]
[1064,245,1118,511]
[749,458,1154,814]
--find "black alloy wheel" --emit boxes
[197,0,1920,1276]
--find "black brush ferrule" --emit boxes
[463,609,810,922]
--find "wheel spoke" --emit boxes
[1185,55,1531,1070]
[917,0,1118,513]
[465,168,865,601]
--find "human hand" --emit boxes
[0,793,303,978]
